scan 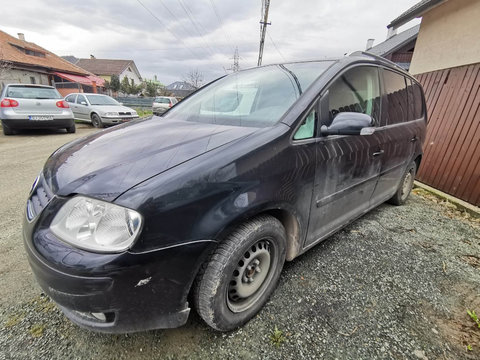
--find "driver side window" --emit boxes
[327,66,381,126]
[77,95,86,105]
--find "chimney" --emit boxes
[387,27,397,39]
[17,33,25,41]
[365,39,375,50]
[90,54,96,59]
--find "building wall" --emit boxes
[120,66,142,85]
[410,0,480,75]
[0,69,49,89]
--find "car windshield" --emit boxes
[165,61,334,127]
[86,95,119,106]
[6,86,62,99]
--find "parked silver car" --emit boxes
[152,96,178,116]
[1,84,75,135]
[65,93,139,128]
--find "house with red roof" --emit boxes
[0,30,105,96]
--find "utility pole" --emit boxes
[257,0,271,66]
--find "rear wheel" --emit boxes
[91,114,103,128]
[193,215,286,331]
[1,121,14,135]
[66,124,76,133]
[388,161,417,205]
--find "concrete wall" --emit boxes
[0,69,49,90]
[410,0,480,75]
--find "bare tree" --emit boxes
[184,69,204,90]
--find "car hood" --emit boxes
[43,118,258,201]
[90,105,135,113]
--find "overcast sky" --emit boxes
[2,0,420,85]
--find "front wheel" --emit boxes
[388,161,417,205]
[193,215,286,331]
[91,114,103,128]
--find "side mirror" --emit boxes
[320,112,375,136]
[81,101,87,106]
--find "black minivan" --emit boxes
[23,52,426,333]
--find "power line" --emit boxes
[266,30,286,62]
[208,0,234,52]
[136,0,204,59]
[176,0,218,57]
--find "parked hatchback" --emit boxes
[24,53,426,333]
[1,84,74,135]
[65,93,139,127]
[152,96,178,115]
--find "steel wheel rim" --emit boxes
[227,238,276,313]
[401,170,413,201]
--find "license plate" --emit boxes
[29,115,54,121]
[121,118,130,122]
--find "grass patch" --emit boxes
[29,323,46,338]
[134,107,153,117]
[269,326,286,347]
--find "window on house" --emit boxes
[30,77,36,84]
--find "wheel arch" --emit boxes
[214,205,303,262]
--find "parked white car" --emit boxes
[152,96,178,116]
[65,93,139,127]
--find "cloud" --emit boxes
[1,0,421,85]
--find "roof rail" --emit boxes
[350,51,407,72]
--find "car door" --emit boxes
[304,65,383,248]
[75,94,90,121]
[369,69,418,204]
[65,94,78,118]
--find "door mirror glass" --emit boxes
[320,112,374,136]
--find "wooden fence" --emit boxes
[415,63,480,206]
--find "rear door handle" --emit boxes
[372,150,384,157]
[410,136,418,142]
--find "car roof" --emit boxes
[6,84,55,89]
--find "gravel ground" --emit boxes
[1,125,479,360]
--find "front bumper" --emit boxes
[23,196,215,333]
[100,115,139,125]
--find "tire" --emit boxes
[2,121,14,135]
[193,215,286,331]
[91,113,103,128]
[388,161,417,206]
[66,124,76,133]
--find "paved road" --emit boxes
[0,125,479,359]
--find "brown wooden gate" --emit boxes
[415,63,480,206]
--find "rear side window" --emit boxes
[327,66,381,125]
[412,82,424,119]
[6,86,62,99]
[382,70,408,125]
[65,94,76,103]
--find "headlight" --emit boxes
[104,112,118,117]
[132,111,138,116]
[50,196,142,252]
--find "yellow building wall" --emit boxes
[100,75,111,82]
[409,0,480,75]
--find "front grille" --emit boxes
[26,176,53,221]
[118,112,131,116]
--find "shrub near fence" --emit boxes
[114,97,154,109]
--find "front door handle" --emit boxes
[410,136,418,142]
[372,150,384,157]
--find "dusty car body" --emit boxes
[23,53,426,333]
[65,93,138,127]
